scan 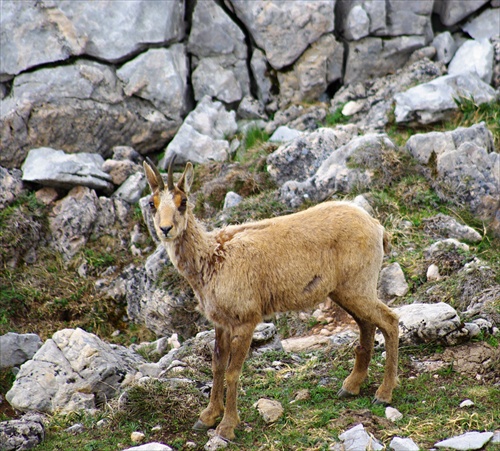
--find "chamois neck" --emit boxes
[165,210,216,285]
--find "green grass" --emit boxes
[324,103,349,126]
[32,342,499,450]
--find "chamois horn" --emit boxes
[145,157,164,191]
[167,154,177,191]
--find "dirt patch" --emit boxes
[332,408,394,436]
[413,342,500,382]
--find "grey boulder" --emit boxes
[22,147,113,192]
[6,328,144,414]
[0,333,42,369]
[394,73,497,124]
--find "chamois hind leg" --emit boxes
[372,301,399,404]
[215,323,255,440]
[194,326,230,430]
[337,316,376,398]
[335,294,399,404]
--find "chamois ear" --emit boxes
[177,162,194,194]
[143,158,165,193]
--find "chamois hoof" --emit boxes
[372,397,390,406]
[337,387,356,398]
[193,419,211,431]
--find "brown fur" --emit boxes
[143,160,399,440]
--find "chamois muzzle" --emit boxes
[160,225,173,237]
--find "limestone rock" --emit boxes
[188,0,249,103]
[394,73,497,124]
[277,34,344,105]
[55,0,184,63]
[1,60,179,168]
[344,35,426,85]
[47,186,99,260]
[0,1,86,80]
[22,147,113,192]
[0,167,24,210]
[192,58,243,103]
[390,437,419,451]
[378,263,409,299]
[267,125,359,186]
[435,431,494,450]
[269,126,304,143]
[0,414,45,451]
[161,96,238,167]
[339,424,383,451]
[434,0,490,26]
[253,398,284,423]
[462,8,500,40]
[229,0,334,70]
[6,328,144,413]
[250,49,273,105]
[405,122,494,165]
[423,214,482,243]
[379,302,469,346]
[117,46,189,119]
[123,443,173,451]
[277,133,396,208]
[0,332,42,369]
[448,39,494,84]
[431,31,457,64]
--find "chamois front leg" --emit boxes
[338,318,376,397]
[215,323,255,440]
[194,326,230,431]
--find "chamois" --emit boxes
[143,157,399,440]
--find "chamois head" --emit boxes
[143,156,194,242]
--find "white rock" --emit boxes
[394,73,497,124]
[204,434,228,450]
[281,335,330,352]
[459,399,475,408]
[435,431,494,450]
[427,264,441,281]
[342,100,364,117]
[462,8,500,40]
[431,32,457,64]
[161,96,237,166]
[390,436,419,451]
[448,39,494,84]
[339,424,384,451]
[123,443,173,451]
[385,406,403,422]
[269,126,303,143]
[379,262,409,298]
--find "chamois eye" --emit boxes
[179,198,187,213]
[149,200,156,210]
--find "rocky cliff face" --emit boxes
[1,0,498,167]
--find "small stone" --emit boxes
[385,406,403,422]
[294,389,310,401]
[151,425,162,432]
[339,424,384,451]
[390,436,420,451]
[426,264,441,281]
[342,100,364,116]
[65,423,84,434]
[131,431,146,443]
[253,398,284,424]
[459,399,474,408]
[204,435,228,450]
